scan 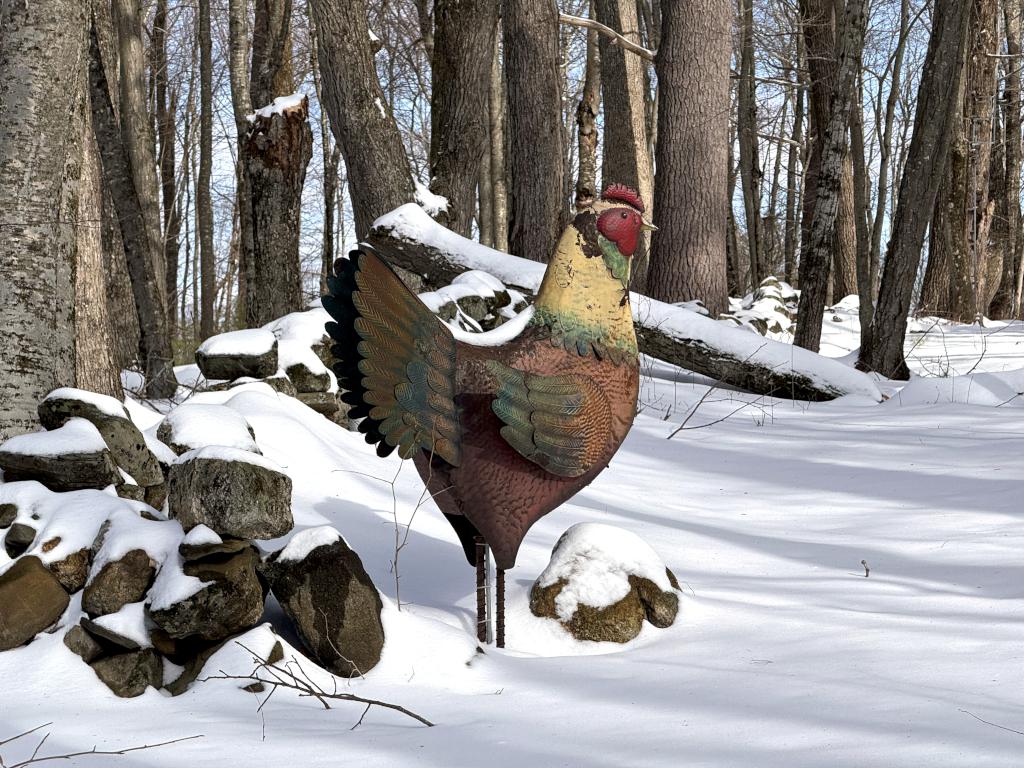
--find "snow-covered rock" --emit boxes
[195,329,278,381]
[529,523,680,643]
[263,530,384,677]
[0,418,121,492]
[156,403,260,456]
[167,447,293,540]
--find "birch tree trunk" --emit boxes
[0,0,88,438]
[858,0,972,378]
[646,0,730,316]
[489,32,509,253]
[503,0,566,262]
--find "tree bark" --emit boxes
[850,79,874,340]
[309,0,417,237]
[595,0,654,291]
[153,0,181,339]
[228,0,256,326]
[244,97,313,326]
[737,0,763,286]
[489,31,509,253]
[198,0,215,340]
[0,0,87,438]
[429,0,500,236]
[794,0,867,352]
[503,0,566,262]
[783,35,805,287]
[366,211,883,402]
[77,83,123,399]
[857,0,972,378]
[310,15,342,295]
[989,0,1022,318]
[251,0,295,108]
[646,0,730,316]
[575,3,601,207]
[88,13,176,398]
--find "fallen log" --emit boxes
[364,204,882,402]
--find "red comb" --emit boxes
[601,183,644,212]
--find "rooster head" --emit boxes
[592,183,656,259]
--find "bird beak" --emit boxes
[641,218,658,233]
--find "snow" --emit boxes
[175,444,285,474]
[447,306,535,347]
[182,524,221,547]
[197,328,276,358]
[43,387,129,419]
[91,601,152,648]
[264,307,332,348]
[277,525,343,562]
[159,403,259,454]
[9,305,1024,764]
[249,92,306,120]
[536,522,674,621]
[0,418,108,458]
[277,339,330,377]
[413,180,449,216]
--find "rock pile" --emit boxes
[0,386,385,699]
[529,522,680,644]
[195,308,349,426]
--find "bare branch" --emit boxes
[557,13,655,62]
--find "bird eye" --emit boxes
[620,212,628,219]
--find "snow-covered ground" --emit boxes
[3,313,1024,766]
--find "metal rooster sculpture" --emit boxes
[323,184,654,647]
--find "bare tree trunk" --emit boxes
[783,32,805,286]
[575,3,601,207]
[429,0,499,236]
[503,0,565,261]
[737,0,763,286]
[990,0,1022,318]
[90,8,177,398]
[309,16,341,295]
[726,130,744,295]
[251,0,295,107]
[309,0,417,237]
[850,77,874,339]
[77,85,123,398]
[113,0,167,305]
[489,31,509,252]
[870,0,909,294]
[479,149,494,245]
[0,0,87,438]
[153,0,181,340]
[245,97,313,325]
[794,0,867,352]
[857,0,972,378]
[198,0,215,340]
[647,0,730,316]
[595,0,655,292]
[102,181,141,372]
[228,0,256,326]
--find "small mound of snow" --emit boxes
[182,524,221,547]
[249,92,306,120]
[414,180,449,216]
[0,418,108,458]
[160,403,259,454]
[43,388,128,419]
[278,339,330,377]
[91,602,152,648]
[197,329,276,357]
[264,307,332,347]
[537,523,674,622]
[888,369,1024,407]
[277,526,343,562]
[176,445,284,473]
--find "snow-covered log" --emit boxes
[365,205,883,402]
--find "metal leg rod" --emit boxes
[475,537,487,643]
[496,568,506,649]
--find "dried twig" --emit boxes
[0,726,201,768]
[557,12,656,61]
[199,642,434,728]
[959,708,1024,736]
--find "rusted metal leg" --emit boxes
[475,536,487,643]
[496,568,506,648]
